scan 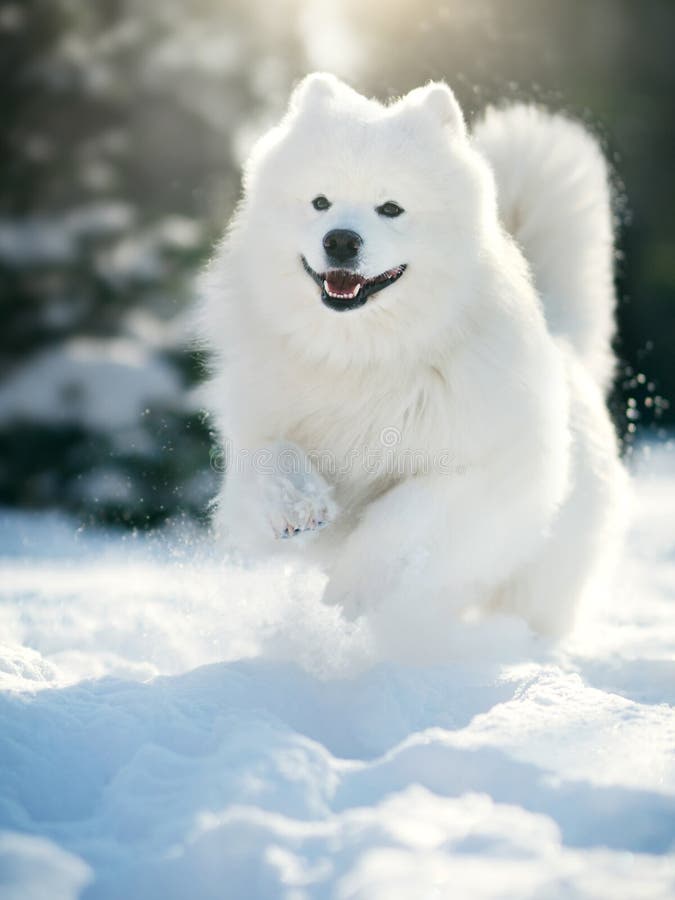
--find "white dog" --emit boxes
[200,73,625,636]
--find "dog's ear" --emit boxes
[404,82,466,138]
[289,73,341,113]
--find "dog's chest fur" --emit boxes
[260,354,471,500]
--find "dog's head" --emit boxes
[226,74,499,364]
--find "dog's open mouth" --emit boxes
[301,257,406,311]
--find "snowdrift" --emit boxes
[0,444,674,899]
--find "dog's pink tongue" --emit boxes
[325,270,363,293]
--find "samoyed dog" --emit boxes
[201,73,625,638]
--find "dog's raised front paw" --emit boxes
[263,469,336,540]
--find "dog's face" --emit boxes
[231,74,497,364]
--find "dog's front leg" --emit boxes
[215,440,338,546]
[323,460,558,621]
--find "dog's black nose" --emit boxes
[323,229,362,265]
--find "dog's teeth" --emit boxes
[323,281,362,300]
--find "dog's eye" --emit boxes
[376,201,405,218]
[312,195,331,211]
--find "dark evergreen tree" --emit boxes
[0,0,307,525]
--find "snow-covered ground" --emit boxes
[1,442,674,899]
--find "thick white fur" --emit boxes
[473,104,616,391]
[200,73,625,637]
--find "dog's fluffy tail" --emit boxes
[473,104,616,391]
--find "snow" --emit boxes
[0,442,674,898]
[0,337,182,431]
[0,205,134,267]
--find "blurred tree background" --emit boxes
[0,0,672,526]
